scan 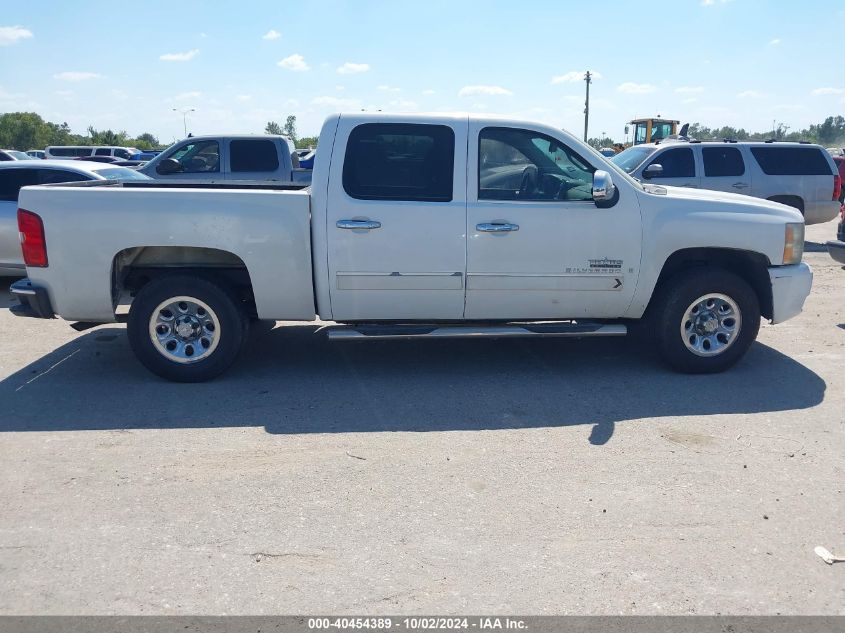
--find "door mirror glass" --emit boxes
[156,158,182,175]
[642,163,663,180]
[592,170,616,202]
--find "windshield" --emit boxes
[611,146,656,173]
[93,167,151,180]
[8,150,36,160]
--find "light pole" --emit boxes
[583,71,592,142]
[172,107,195,137]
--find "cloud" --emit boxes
[278,54,309,71]
[0,25,33,46]
[236,94,252,102]
[388,99,418,111]
[701,0,732,5]
[769,38,781,45]
[159,49,199,62]
[422,89,436,95]
[262,29,281,40]
[458,85,513,97]
[337,62,370,74]
[811,87,844,96]
[737,90,765,99]
[674,85,704,93]
[311,95,361,109]
[53,71,102,82]
[681,98,698,104]
[617,82,656,94]
[173,91,202,101]
[551,70,601,84]
[377,85,401,93]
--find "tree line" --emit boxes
[587,115,845,150]
[4,110,843,153]
[0,112,161,151]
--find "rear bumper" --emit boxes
[827,240,845,265]
[768,263,812,324]
[9,278,54,319]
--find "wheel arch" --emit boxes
[111,246,257,317]
[646,247,773,320]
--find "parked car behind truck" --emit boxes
[138,135,311,184]
[12,113,812,381]
[0,161,150,276]
[611,140,841,225]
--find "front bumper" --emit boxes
[768,263,812,325]
[9,278,54,319]
[827,240,845,265]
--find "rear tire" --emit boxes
[650,269,760,374]
[127,274,248,382]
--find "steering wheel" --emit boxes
[519,165,539,198]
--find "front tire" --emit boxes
[651,269,760,374]
[127,274,247,382]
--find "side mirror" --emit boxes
[156,158,182,175]
[642,163,663,180]
[592,170,616,204]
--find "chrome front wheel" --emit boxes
[680,293,742,357]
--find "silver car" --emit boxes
[0,161,150,276]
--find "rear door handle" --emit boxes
[732,182,749,189]
[337,219,382,230]
[477,222,519,233]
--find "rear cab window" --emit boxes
[230,140,280,173]
[342,123,455,201]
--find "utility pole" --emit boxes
[583,71,592,142]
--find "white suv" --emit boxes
[612,140,841,225]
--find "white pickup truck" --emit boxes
[11,113,812,382]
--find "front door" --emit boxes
[326,118,468,321]
[465,124,642,320]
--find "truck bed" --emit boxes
[17,180,317,322]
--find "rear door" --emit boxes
[642,146,700,188]
[701,145,750,194]
[226,138,285,181]
[325,119,468,320]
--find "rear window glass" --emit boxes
[38,169,91,185]
[0,169,39,201]
[702,147,745,177]
[343,123,455,202]
[95,148,111,156]
[230,140,280,173]
[750,147,833,175]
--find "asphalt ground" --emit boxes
[0,219,842,614]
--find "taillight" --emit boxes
[17,208,48,267]
[834,174,842,201]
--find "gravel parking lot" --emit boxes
[0,220,842,615]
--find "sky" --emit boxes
[1,0,844,145]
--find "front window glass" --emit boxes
[169,140,220,173]
[647,148,695,178]
[634,123,648,144]
[479,127,595,201]
[651,122,674,142]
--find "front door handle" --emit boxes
[477,222,519,233]
[732,182,749,189]
[337,219,382,230]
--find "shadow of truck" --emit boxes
[0,323,826,445]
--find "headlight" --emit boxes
[783,222,804,265]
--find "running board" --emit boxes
[325,322,627,341]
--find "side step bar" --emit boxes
[325,322,627,341]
